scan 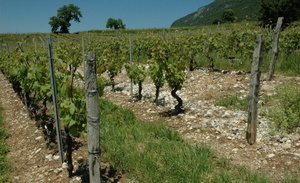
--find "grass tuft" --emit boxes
[214,94,249,111]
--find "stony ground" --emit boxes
[102,68,300,182]
[0,72,87,183]
[1,67,300,182]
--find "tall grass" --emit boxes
[100,98,282,183]
[0,105,11,182]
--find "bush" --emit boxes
[267,81,300,134]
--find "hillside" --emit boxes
[171,0,260,27]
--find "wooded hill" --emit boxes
[171,0,260,27]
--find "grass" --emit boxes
[100,98,294,183]
[214,94,249,111]
[266,81,300,134]
[0,105,11,182]
[214,80,299,135]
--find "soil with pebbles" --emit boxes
[1,67,299,182]
[102,68,300,182]
[0,72,129,183]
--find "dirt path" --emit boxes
[0,71,132,183]
[0,72,83,183]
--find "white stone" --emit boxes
[267,153,275,158]
[232,148,239,153]
[45,154,52,161]
[62,162,68,169]
[35,136,43,140]
[223,110,234,118]
[35,148,41,154]
[282,143,292,149]
[53,155,60,160]
[204,110,213,117]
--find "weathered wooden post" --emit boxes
[246,35,264,145]
[85,51,101,182]
[266,17,283,81]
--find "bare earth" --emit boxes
[0,72,88,183]
[1,68,300,182]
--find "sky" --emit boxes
[0,0,214,33]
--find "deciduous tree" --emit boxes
[106,18,126,29]
[49,4,82,33]
[221,9,237,23]
[259,0,300,27]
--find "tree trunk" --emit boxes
[171,86,183,115]
[42,99,47,117]
[138,82,142,101]
[189,58,195,71]
[206,55,214,71]
[154,85,160,106]
[110,76,115,92]
[65,127,74,177]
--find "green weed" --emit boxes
[0,105,11,182]
[267,81,300,134]
[214,94,249,111]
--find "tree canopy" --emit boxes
[106,18,126,30]
[259,0,300,27]
[49,4,82,33]
[221,9,237,23]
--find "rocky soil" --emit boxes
[0,72,89,183]
[1,67,299,182]
[102,68,300,182]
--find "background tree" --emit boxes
[221,9,237,23]
[106,18,126,29]
[259,0,300,28]
[49,4,82,33]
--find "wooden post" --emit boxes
[246,35,264,145]
[129,34,133,96]
[46,35,64,164]
[85,52,101,183]
[266,17,283,81]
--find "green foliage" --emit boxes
[214,94,249,111]
[97,76,107,97]
[106,18,126,30]
[125,64,146,85]
[221,9,237,23]
[49,4,82,33]
[267,81,300,134]
[259,0,300,27]
[148,39,168,89]
[102,39,126,78]
[171,0,260,27]
[0,106,11,182]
